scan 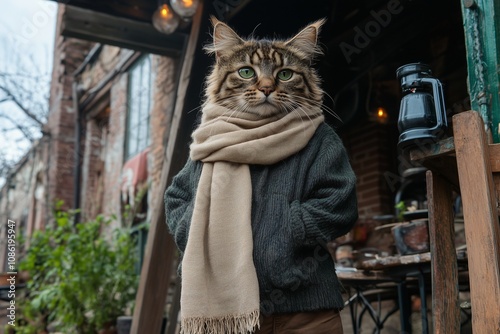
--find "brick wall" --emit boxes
[46,5,92,215]
[80,118,106,221]
[148,55,178,220]
[76,55,127,229]
[80,46,121,93]
[340,121,398,221]
[101,73,128,225]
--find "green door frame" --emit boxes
[461,0,500,142]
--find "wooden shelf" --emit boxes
[408,137,460,191]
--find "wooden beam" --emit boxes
[488,143,500,172]
[453,110,500,333]
[50,0,157,23]
[130,1,205,333]
[61,6,186,57]
[426,170,460,334]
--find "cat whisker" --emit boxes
[322,91,336,109]
[284,100,314,128]
[286,102,319,138]
[224,103,248,123]
[187,105,203,115]
[292,103,316,126]
[215,101,249,124]
[289,94,342,122]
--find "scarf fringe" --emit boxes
[181,310,260,334]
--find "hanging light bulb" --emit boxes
[375,107,389,124]
[171,0,199,18]
[152,3,180,34]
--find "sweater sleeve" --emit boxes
[289,129,358,246]
[164,158,198,253]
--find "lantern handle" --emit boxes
[420,77,448,130]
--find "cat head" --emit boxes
[203,18,326,118]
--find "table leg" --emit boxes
[348,289,359,334]
[397,281,412,334]
[417,270,429,334]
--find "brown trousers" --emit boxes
[254,309,343,334]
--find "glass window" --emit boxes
[125,55,152,160]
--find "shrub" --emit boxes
[12,207,142,334]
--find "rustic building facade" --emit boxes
[1,0,468,273]
[4,0,496,331]
[0,5,179,270]
[75,45,178,230]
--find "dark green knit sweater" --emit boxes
[164,122,358,315]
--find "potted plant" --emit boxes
[11,204,140,334]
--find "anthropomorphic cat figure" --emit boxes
[165,18,358,334]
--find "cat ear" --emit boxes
[285,19,325,60]
[205,16,244,59]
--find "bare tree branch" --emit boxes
[0,114,35,142]
[0,72,48,81]
[0,86,44,126]
[0,38,50,183]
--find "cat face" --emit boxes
[204,18,325,118]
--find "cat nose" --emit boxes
[259,86,275,96]
[258,79,275,96]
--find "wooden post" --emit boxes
[130,2,205,333]
[453,110,500,333]
[426,170,460,334]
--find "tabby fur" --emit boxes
[203,17,326,119]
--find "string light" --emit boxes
[152,0,199,34]
[152,3,180,34]
[171,0,199,18]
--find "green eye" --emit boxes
[238,67,255,79]
[277,69,293,81]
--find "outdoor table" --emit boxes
[337,269,403,334]
[338,251,469,334]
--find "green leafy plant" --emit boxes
[12,205,143,334]
[395,200,406,222]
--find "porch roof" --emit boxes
[48,0,186,56]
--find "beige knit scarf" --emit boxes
[181,103,324,334]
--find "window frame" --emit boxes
[124,55,153,161]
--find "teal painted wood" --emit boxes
[461,0,500,142]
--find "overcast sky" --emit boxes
[0,0,57,168]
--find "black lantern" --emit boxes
[396,63,447,150]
